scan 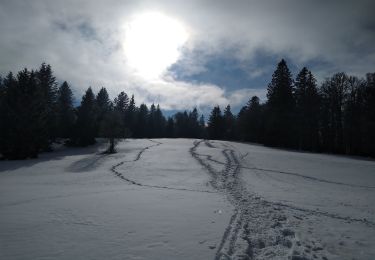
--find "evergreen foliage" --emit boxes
[56,81,75,138]
[208,106,224,140]
[71,87,97,146]
[0,61,374,159]
[265,59,295,147]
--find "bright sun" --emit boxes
[123,12,189,79]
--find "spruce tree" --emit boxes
[96,87,112,135]
[166,117,175,138]
[125,95,136,136]
[0,72,17,157]
[154,105,166,138]
[208,106,224,140]
[265,59,295,147]
[363,73,375,156]
[199,115,206,138]
[72,87,97,146]
[294,68,320,151]
[0,75,6,156]
[114,91,129,135]
[223,105,236,140]
[320,73,349,153]
[56,81,75,138]
[37,63,58,148]
[188,108,200,138]
[100,108,124,153]
[135,104,148,138]
[114,91,129,114]
[245,96,264,142]
[148,104,156,138]
[2,69,46,158]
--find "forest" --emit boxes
[0,60,374,159]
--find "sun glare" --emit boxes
[123,12,189,79]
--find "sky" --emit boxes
[0,0,374,114]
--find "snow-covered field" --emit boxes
[1,139,375,260]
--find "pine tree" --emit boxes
[294,68,320,151]
[37,63,58,148]
[208,106,224,140]
[100,108,124,153]
[72,87,97,146]
[148,103,156,138]
[114,91,129,134]
[125,95,136,136]
[114,91,129,114]
[241,96,264,142]
[135,104,148,138]
[174,111,189,137]
[265,59,295,147]
[96,87,112,135]
[0,72,17,157]
[56,81,75,138]
[188,108,200,138]
[199,115,206,138]
[154,105,166,138]
[166,117,175,138]
[363,73,375,156]
[1,69,47,158]
[0,75,6,156]
[320,73,349,153]
[342,76,366,155]
[223,105,236,140]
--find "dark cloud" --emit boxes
[0,0,374,110]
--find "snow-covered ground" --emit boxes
[1,139,374,259]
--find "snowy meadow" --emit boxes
[1,139,374,259]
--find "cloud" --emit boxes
[0,0,374,111]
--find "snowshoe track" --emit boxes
[191,139,337,260]
[111,139,215,194]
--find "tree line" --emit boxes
[0,63,206,159]
[0,60,374,159]
[233,59,375,157]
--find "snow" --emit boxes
[1,139,375,259]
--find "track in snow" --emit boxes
[191,139,337,260]
[194,148,375,189]
[111,139,216,194]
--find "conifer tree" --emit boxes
[362,73,375,156]
[100,108,124,153]
[96,87,112,135]
[1,69,47,158]
[320,73,349,153]
[37,63,58,148]
[294,68,320,151]
[265,59,295,147]
[188,108,200,138]
[148,103,156,138]
[174,111,190,137]
[135,104,148,138]
[199,114,206,138]
[208,106,224,140]
[114,91,129,114]
[239,96,264,142]
[125,95,136,136]
[223,105,236,140]
[342,76,365,155]
[56,81,75,138]
[154,105,166,138]
[114,91,129,134]
[0,72,17,157]
[166,117,175,138]
[72,87,97,146]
